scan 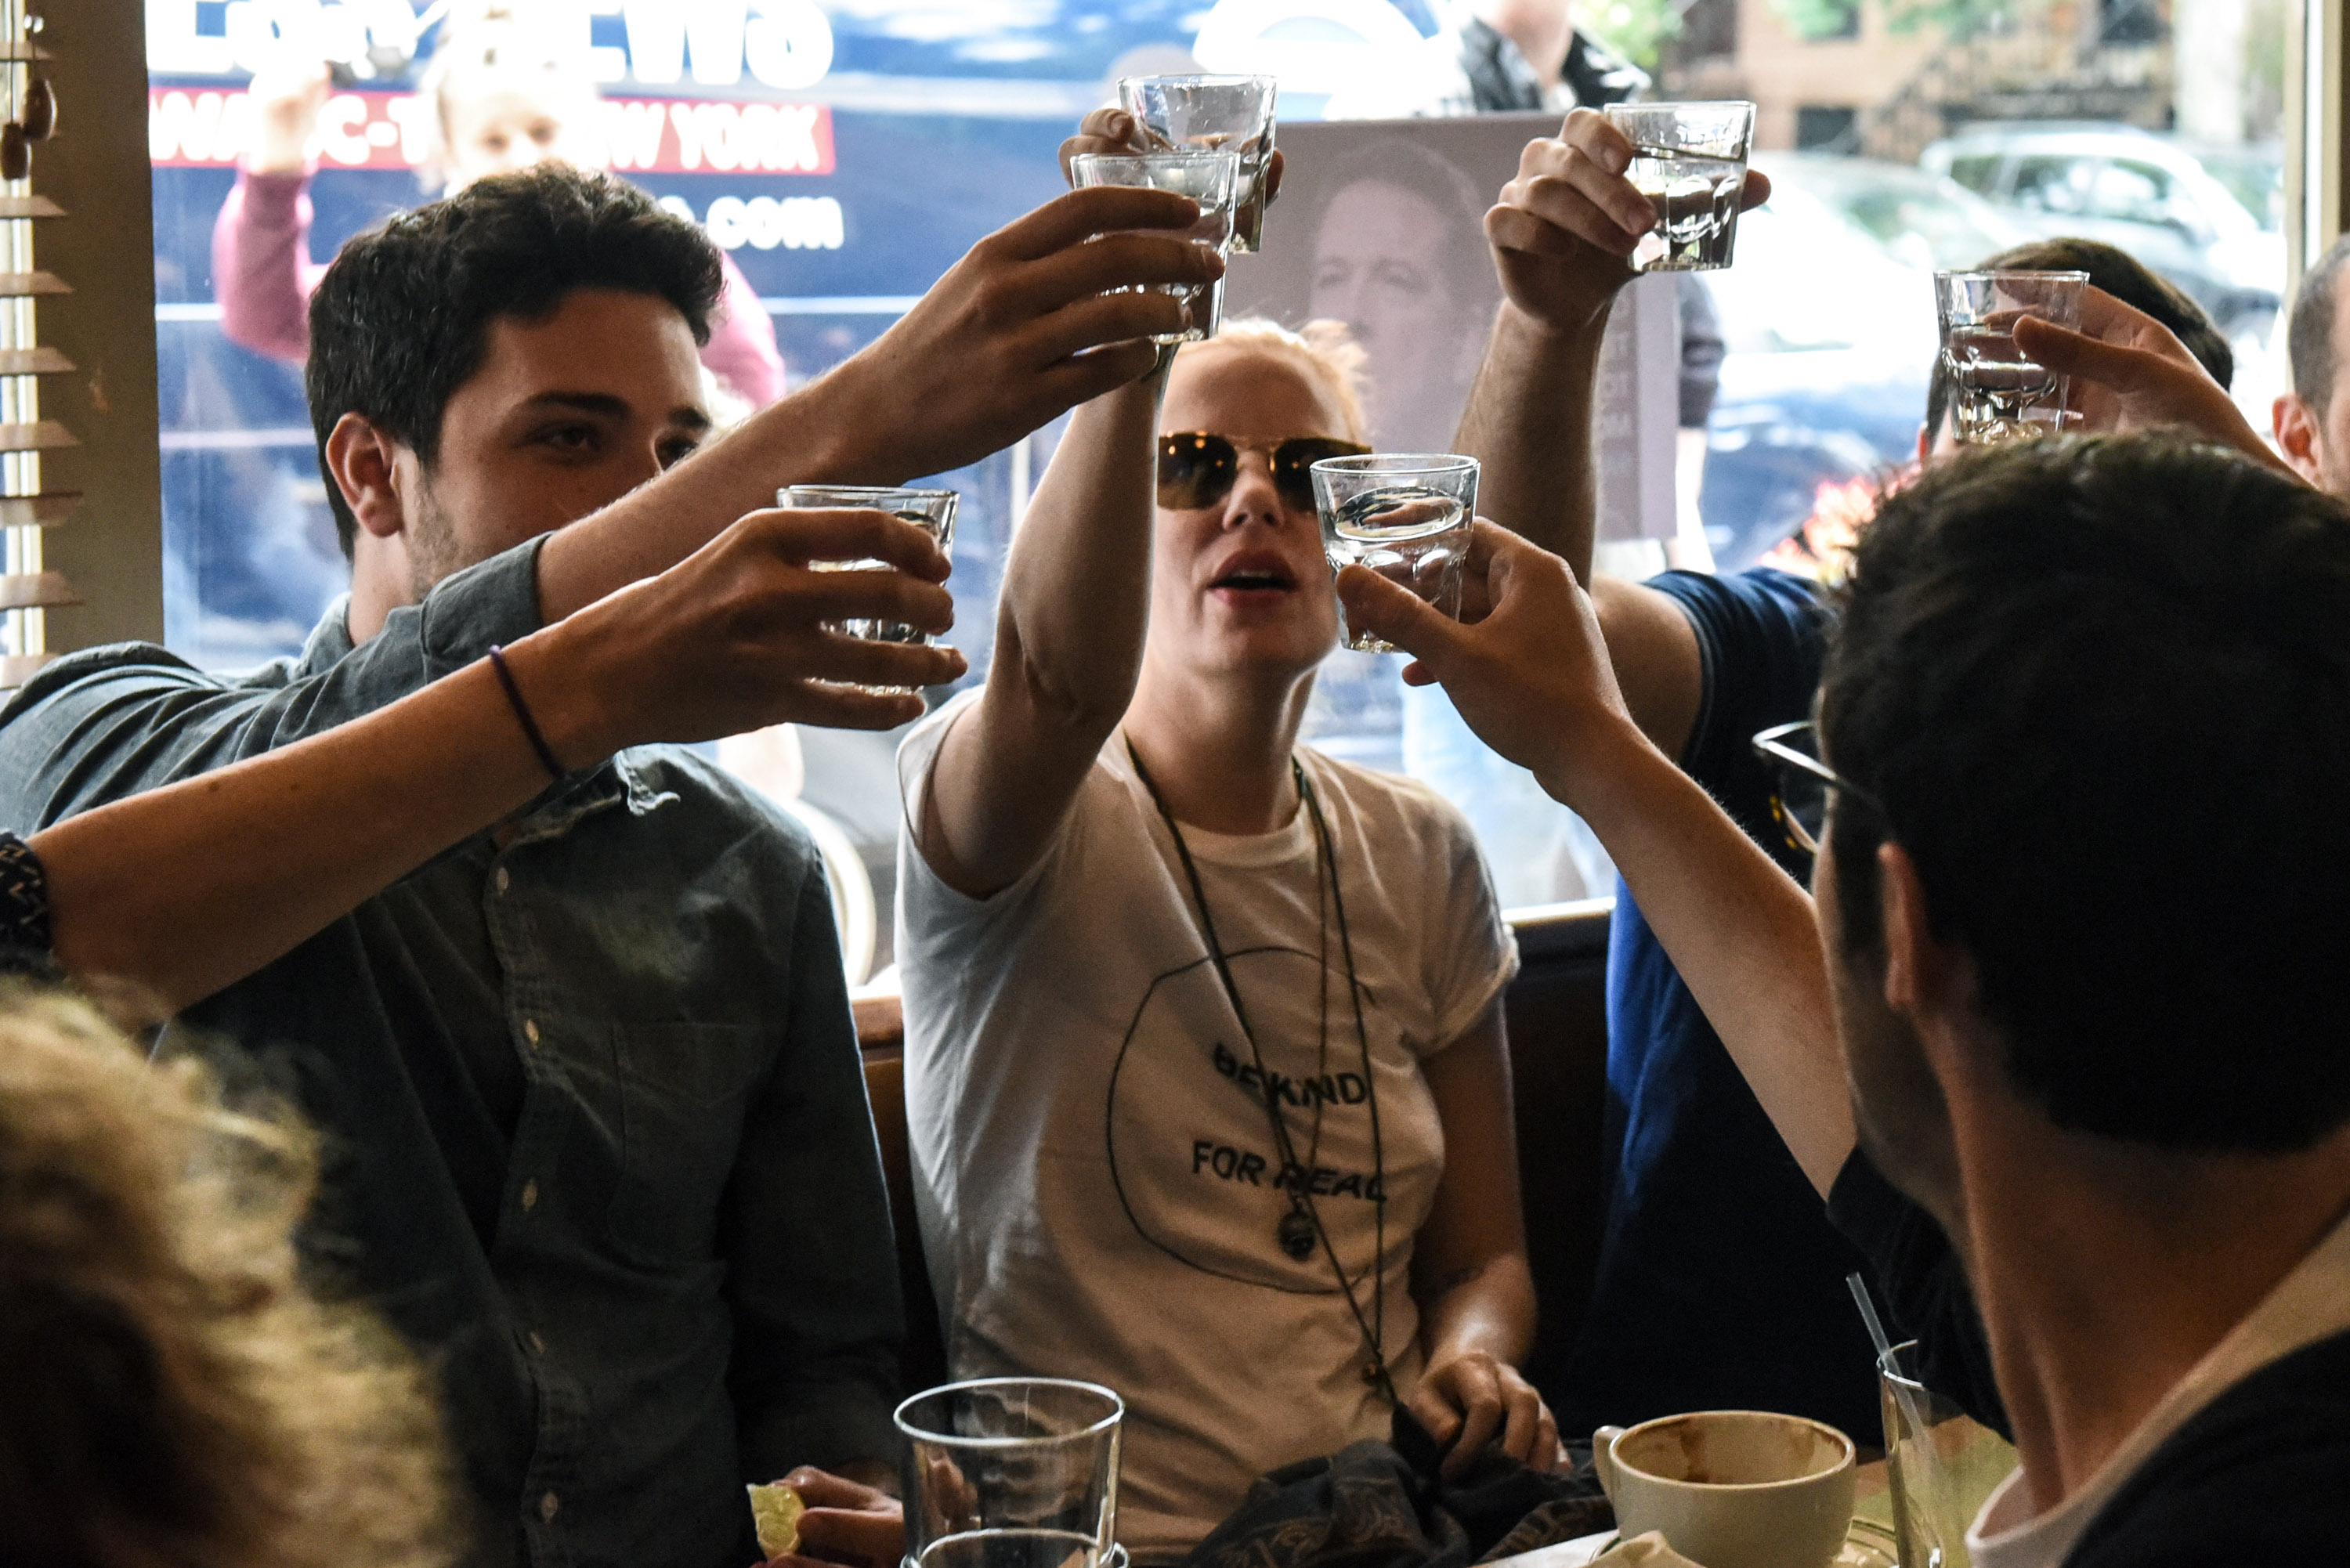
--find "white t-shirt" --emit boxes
[896,693,1519,1559]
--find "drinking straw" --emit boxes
[1849,1271,1935,1458]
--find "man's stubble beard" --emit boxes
[403,471,472,605]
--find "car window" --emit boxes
[1943,154,2001,194]
[2007,154,2092,215]
[2083,158,2180,226]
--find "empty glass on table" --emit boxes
[1115,74,1277,252]
[1068,151,1239,344]
[780,484,960,694]
[1933,270,2089,445]
[1602,100,1757,273]
[1311,453,1478,654]
[1878,1341,2020,1568]
[896,1377,1126,1568]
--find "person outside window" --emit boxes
[216,7,786,406]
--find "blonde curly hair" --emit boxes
[0,986,457,1568]
[1177,317,1373,446]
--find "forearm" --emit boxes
[212,170,316,363]
[1452,301,1608,583]
[1548,719,1855,1195]
[1419,1252,1538,1367]
[34,626,620,1009]
[990,363,1165,725]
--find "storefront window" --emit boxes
[146,0,2296,958]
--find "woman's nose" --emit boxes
[1222,455,1285,526]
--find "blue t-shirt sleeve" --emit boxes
[1644,567,1831,866]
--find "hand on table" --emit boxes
[2015,286,2294,476]
[1336,521,1636,815]
[1486,109,1770,338]
[1058,107,1286,205]
[761,1466,904,1568]
[1412,1348,1564,1480]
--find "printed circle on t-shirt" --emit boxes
[1104,945,1440,1293]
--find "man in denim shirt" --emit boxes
[0,167,1224,1568]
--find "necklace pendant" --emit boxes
[1278,1207,1317,1260]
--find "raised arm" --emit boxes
[1340,528,1856,1196]
[533,186,1220,624]
[212,62,333,363]
[915,360,1167,898]
[27,505,964,1010]
[1454,110,1768,587]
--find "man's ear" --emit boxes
[2274,393,2324,486]
[1877,840,1964,1021]
[324,413,411,540]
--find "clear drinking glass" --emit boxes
[896,1378,1126,1568]
[1311,453,1478,654]
[779,485,959,695]
[1601,101,1756,273]
[1933,270,2089,445]
[1115,74,1278,252]
[1067,151,1238,344]
[1878,1342,2020,1568]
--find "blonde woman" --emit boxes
[897,313,1559,1559]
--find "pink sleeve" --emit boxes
[212,168,327,364]
[700,250,789,407]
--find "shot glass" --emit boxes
[897,1377,1125,1568]
[1601,100,1756,273]
[1879,1342,2019,1568]
[1068,150,1237,344]
[1311,453,1478,655]
[1115,74,1278,251]
[779,484,959,695]
[1934,269,2089,445]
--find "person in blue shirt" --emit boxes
[1442,109,2287,1443]
[0,162,1223,1568]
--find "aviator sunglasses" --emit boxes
[1158,432,1372,512]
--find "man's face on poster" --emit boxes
[1310,179,1478,450]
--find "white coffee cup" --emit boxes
[1592,1410,1856,1568]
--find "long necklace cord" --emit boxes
[1126,740,1394,1403]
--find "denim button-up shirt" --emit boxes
[0,540,905,1568]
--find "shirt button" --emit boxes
[521,1179,540,1211]
[495,866,511,894]
[523,1017,540,1047]
[540,1491,559,1523]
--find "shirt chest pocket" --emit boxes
[606,1021,772,1269]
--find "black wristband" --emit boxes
[487,645,566,782]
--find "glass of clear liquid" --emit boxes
[1115,74,1277,252]
[780,484,960,694]
[1933,270,2088,445]
[1311,453,1479,654]
[1068,150,1238,343]
[897,1378,1125,1568]
[1602,101,1756,273]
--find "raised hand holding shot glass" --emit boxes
[1313,454,1478,653]
[1068,152,1238,343]
[1115,74,1278,252]
[783,486,960,694]
[1600,101,1756,273]
[1935,269,2088,444]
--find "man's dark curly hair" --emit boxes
[306,164,724,558]
[1820,434,2350,1153]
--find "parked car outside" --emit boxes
[1695,156,2023,569]
[1920,121,2283,345]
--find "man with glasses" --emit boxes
[1444,109,2294,1442]
[1341,432,2350,1560]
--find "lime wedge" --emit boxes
[747,1481,806,1559]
